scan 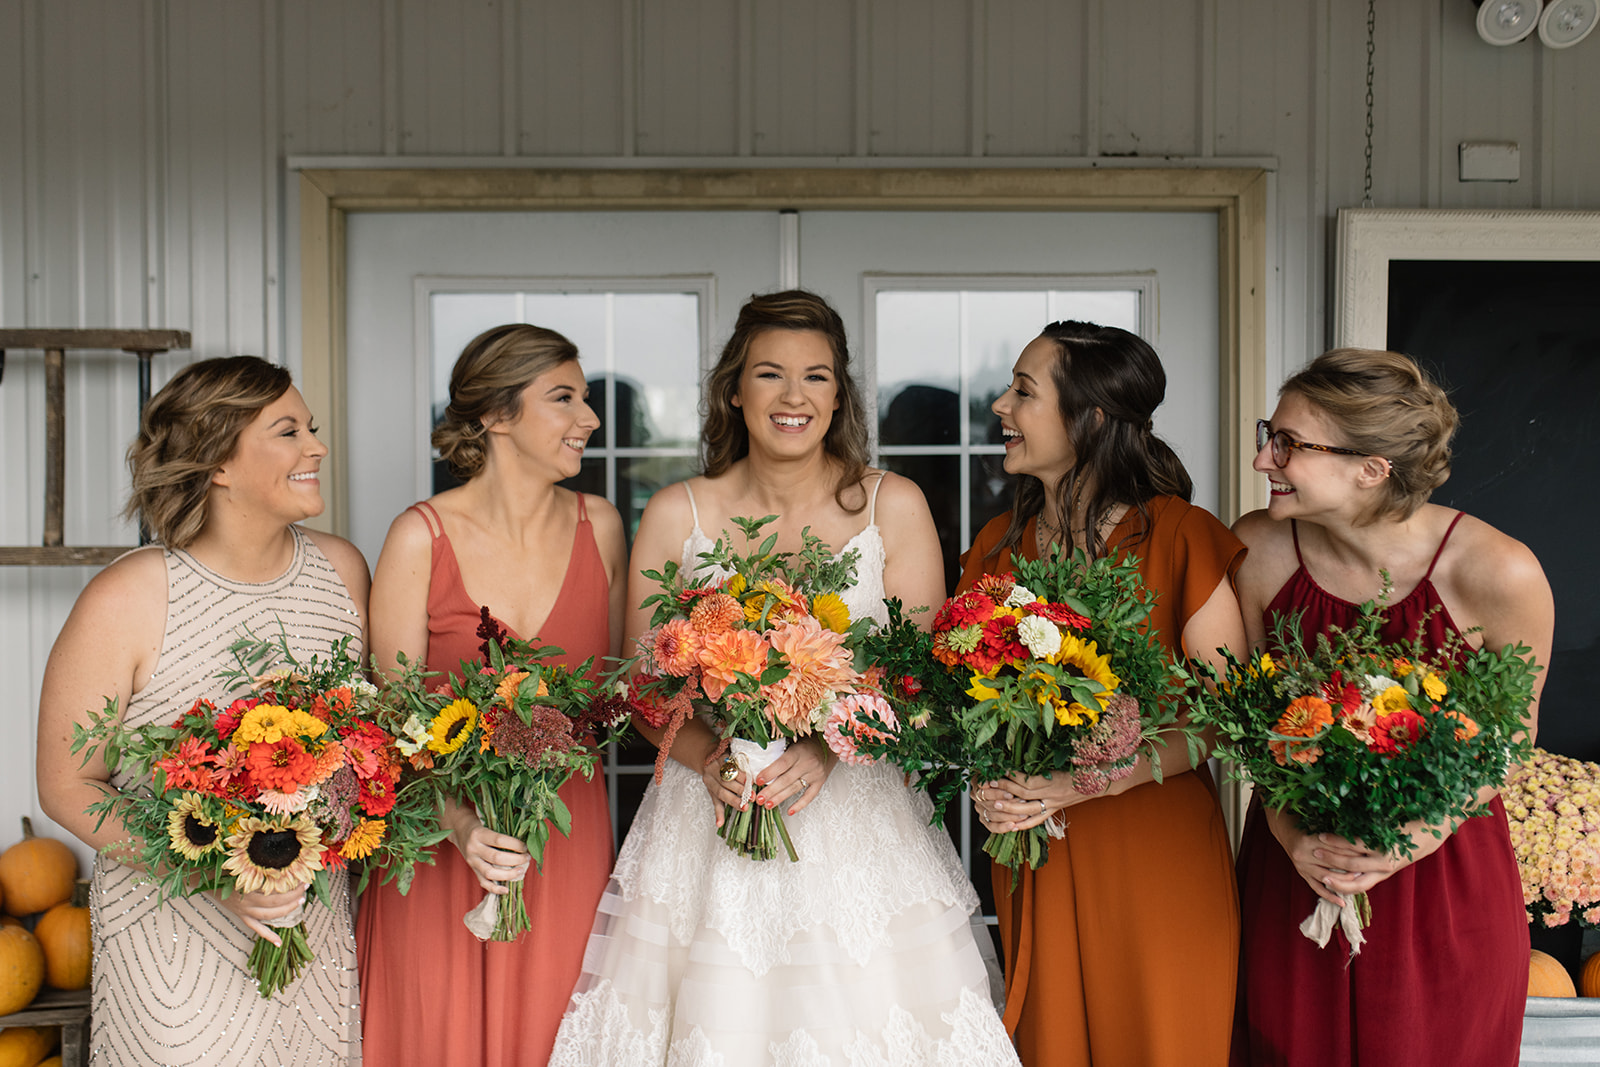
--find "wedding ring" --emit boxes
[719,757,741,782]
[1037,799,1047,814]
[798,777,809,793]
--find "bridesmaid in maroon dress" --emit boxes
[356,325,628,1066]
[1230,348,1554,1067]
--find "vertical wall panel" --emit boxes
[517,0,625,154]
[1437,6,1540,209]
[1100,0,1204,156]
[636,0,741,155]
[280,0,387,156]
[864,0,971,155]
[750,0,854,156]
[1547,47,1600,208]
[398,0,505,154]
[981,0,1087,156]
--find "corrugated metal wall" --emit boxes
[3,0,1597,850]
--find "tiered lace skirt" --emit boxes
[551,759,1019,1066]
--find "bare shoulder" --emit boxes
[302,528,372,603]
[640,478,697,531]
[378,505,435,558]
[1230,509,1299,604]
[78,545,168,621]
[1437,511,1550,609]
[52,546,167,671]
[1231,508,1286,549]
[869,469,930,512]
[582,492,627,554]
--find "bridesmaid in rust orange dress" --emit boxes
[355,325,628,1066]
[962,321,1243,1067]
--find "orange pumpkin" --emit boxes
[1529,948,1577,997]
[37,1057,64,1067]
[0,926,45,1016]
[0,820,76,918]
[32,882,89,991]
[0,1025,59,1067]
[1579,951,1600,997]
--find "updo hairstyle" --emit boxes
[123,355,293,549]
[995,320,1193,560]
[432,324,581,481]
[1280,348,1458,522]
[701,290,871,512]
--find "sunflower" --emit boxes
[428,698,479,754]
[166,792,223,860]
[1053,633,1120,724]
[810,593,851,634]
[338,818,387,860]
[222,815,324,894]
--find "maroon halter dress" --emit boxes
[1231,514,1527,1067]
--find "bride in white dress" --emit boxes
[551,291,1019,1066]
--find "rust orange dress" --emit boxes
[957,496,1243,1067]
[355,498,614,1066]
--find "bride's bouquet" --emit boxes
[73,632,447,997]
[377,611,631,941]
[1184,582,1539,956]
[836,546,1182,881]
[628,516,870,862]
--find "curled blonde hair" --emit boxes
[1281,348,1458,522]
[123,356,293,549]
[432,324,581,481]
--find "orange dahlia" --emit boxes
[690,592,744,635]
[654,619,703,676]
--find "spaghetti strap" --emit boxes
[1424,511,1466,579]
[867,472,887,525]
[683,481,702,530]
[410,500,444,539]
[1289,518,1304,565]
[575,492,589,522]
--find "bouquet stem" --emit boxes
[983,824,1053,887]
[718,801,798,862]
[474,786,532,941]
[247,922,313,998]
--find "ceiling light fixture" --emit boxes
[1539,0,1598,46]
[1475,0,1544,44]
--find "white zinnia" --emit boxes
[1364,674,1399,696]
[1004,585,1039,609]
[1017,615,1063,660]
[396,712,431,756]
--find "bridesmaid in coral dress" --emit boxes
[961,321,1244,1067]
[1230,349,1553,1067]
[356,325,628,1066]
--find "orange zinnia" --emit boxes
[1274,695,1334,739]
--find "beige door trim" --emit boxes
[297,166,1268,537]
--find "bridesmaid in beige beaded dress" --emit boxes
[36,356,370,1066]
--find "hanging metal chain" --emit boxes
[1362,0,1376,208]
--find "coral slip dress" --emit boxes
[1231,513,1527,1067]
[356,497,614,1067]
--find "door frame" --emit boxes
[296,166,1269,537]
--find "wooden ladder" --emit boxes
[0,329,191,566]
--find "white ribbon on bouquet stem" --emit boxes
[729,737,788,806]
[1299,897,1366,958]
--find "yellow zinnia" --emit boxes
[811,593,851,633]
[288,709,328,739]
[234,704,295,744]
[427,698,479,754]
[1373,685,1414,718]
[339,818,387,860]
[1422,672,1447,701]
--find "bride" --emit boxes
[551,291,1019,1066]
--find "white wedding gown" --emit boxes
[550,481,1019,1067]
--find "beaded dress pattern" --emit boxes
[90,526,362,1066]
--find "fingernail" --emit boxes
[787,807,797,816]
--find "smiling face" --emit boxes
[487,359,599,481]
[731,328,840,458]
[1254,390,1366,519]
[210,386,328,524]
[991,335,1076,486]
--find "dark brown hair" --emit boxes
[1280,348,1458,522]
[123,356,293,549]
[701,290,870,512]
[432,324,581,480]
[994,321,1193,560]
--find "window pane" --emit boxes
[617,454,698,543]
[965,292,1051,446]
[614,293,701,449]
[876,292,959,445]
[431,293,519,426]
[970,453,1013,546]
[881,453,960,595]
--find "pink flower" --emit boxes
[653,619,703,676]
[762,616,858,732]
[825,693,898,766]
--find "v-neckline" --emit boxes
[433,508,583,643]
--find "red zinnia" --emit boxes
[244,737,315,793]
[1023,601,1090,631]
[1368,709,1427,755]
[358,770,400,817]
[946,593,997,628]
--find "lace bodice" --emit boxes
[679,476,890,628]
